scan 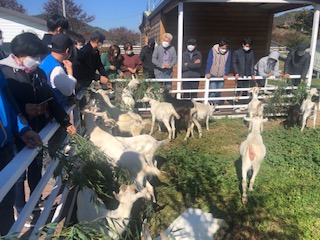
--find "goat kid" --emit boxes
[301,88,319,132]
[77,184,151,238]
[162,90,202,140]
[240,116,268,204]
[190,99,216,137]
[121,75,140,111]
[247,87,264,131]
[140,91,180,140]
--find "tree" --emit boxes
[106,27,140,45]
[43,0,94,32]
[0,0,25,13]
[294,8,314,34]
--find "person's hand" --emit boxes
[63,60,73,76]
[184,62,188,66]
[119,72,124,78]
[128,67,134,73]
[162,64,170,69]
[25,103,46,119]
[110,65,116,71]
[205,73,211,79]
[251,75,256,80]
[131,68,137,73]
[194,59,201,64]
[20,130,42,148]
[283,73,290,79]
[268,72,274,77]
[100,75,109,84]
[66,125,76,135]
[223,75,228,81]
[106,82,113,89]
[235,73,239,80]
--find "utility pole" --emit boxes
[62,0,66,17]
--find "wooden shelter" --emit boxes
[139,0,320,88]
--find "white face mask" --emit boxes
[76,45,83,50]
[162,42,170,48]
[23,57,40,72]
[114,53,118,57]
[187,45,195,52]
[219,48,227,54]
[126,50,133,55]
[243,47,251,52]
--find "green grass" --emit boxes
[150,118,320,239]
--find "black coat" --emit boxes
[182,49,202,78]
[72,42,108,88]
[232,48,255,77]
[284,50,311,80]
[0,65,71,133]
[139,45,155,78]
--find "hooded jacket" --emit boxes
[0,54,71,133]
[0,69,30,148]
[254,51,280,78]
[284,49,311,80]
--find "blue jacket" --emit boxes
[39,54,67,106]
[0,69,30,148]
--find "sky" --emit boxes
[18,0,155,32]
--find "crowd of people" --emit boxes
[0,12,312,236]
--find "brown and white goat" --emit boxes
[240,116,268,204]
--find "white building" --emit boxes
[0,7,47,52]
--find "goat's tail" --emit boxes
[145,165,161,177]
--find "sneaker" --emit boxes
[24,214,35,228]
[34,199,46,211]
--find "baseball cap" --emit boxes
[51,33,73,53]
[148,38,155,45]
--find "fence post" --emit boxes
[204,78,210,104]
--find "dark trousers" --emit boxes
[0,142,15,236]
[236,79,255,104]
[182,81,199,99]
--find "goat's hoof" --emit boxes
[242,196,248,204]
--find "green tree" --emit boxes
[0,0,25,13]
[294,8,314,34]
[43,0,94,32]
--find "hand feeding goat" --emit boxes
[77,184,151,238]
[189,99,216,137]
[91,89,145,136]
[300,88,319,132]
[162,90,202,140]
[82,109,160,202]
[240,116,268,204]
[140,88,180,140]
[121,75,140,111]
[247,86,264,131]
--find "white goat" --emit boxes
[189,99,215,136]
[247,87,264,131]
[82,109,160,201]
[240,116,268,204]
[92,89,145,136]
[115,135,170,168]
[121,75,140,111]
[300,88,318,132]
[142,208,227,240]
[77,184,151,238]
[140,92,180,140]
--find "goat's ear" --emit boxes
[146,87,153,93]
[262,118,268,123]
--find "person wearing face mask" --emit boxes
[284,43,311,86]
[254,51,280,87]
[205,39,231,104]
[182,38,202,98]
[101,44,124,81]
[73,30,111,91]
[140,38,156,79]
[0,32,76,225]
[232,37,256,108]
[120,42,142,78]
[152,33,177,90]
[68,33,85,63]
[39,33,77,107]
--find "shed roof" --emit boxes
[0,7,46,26]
